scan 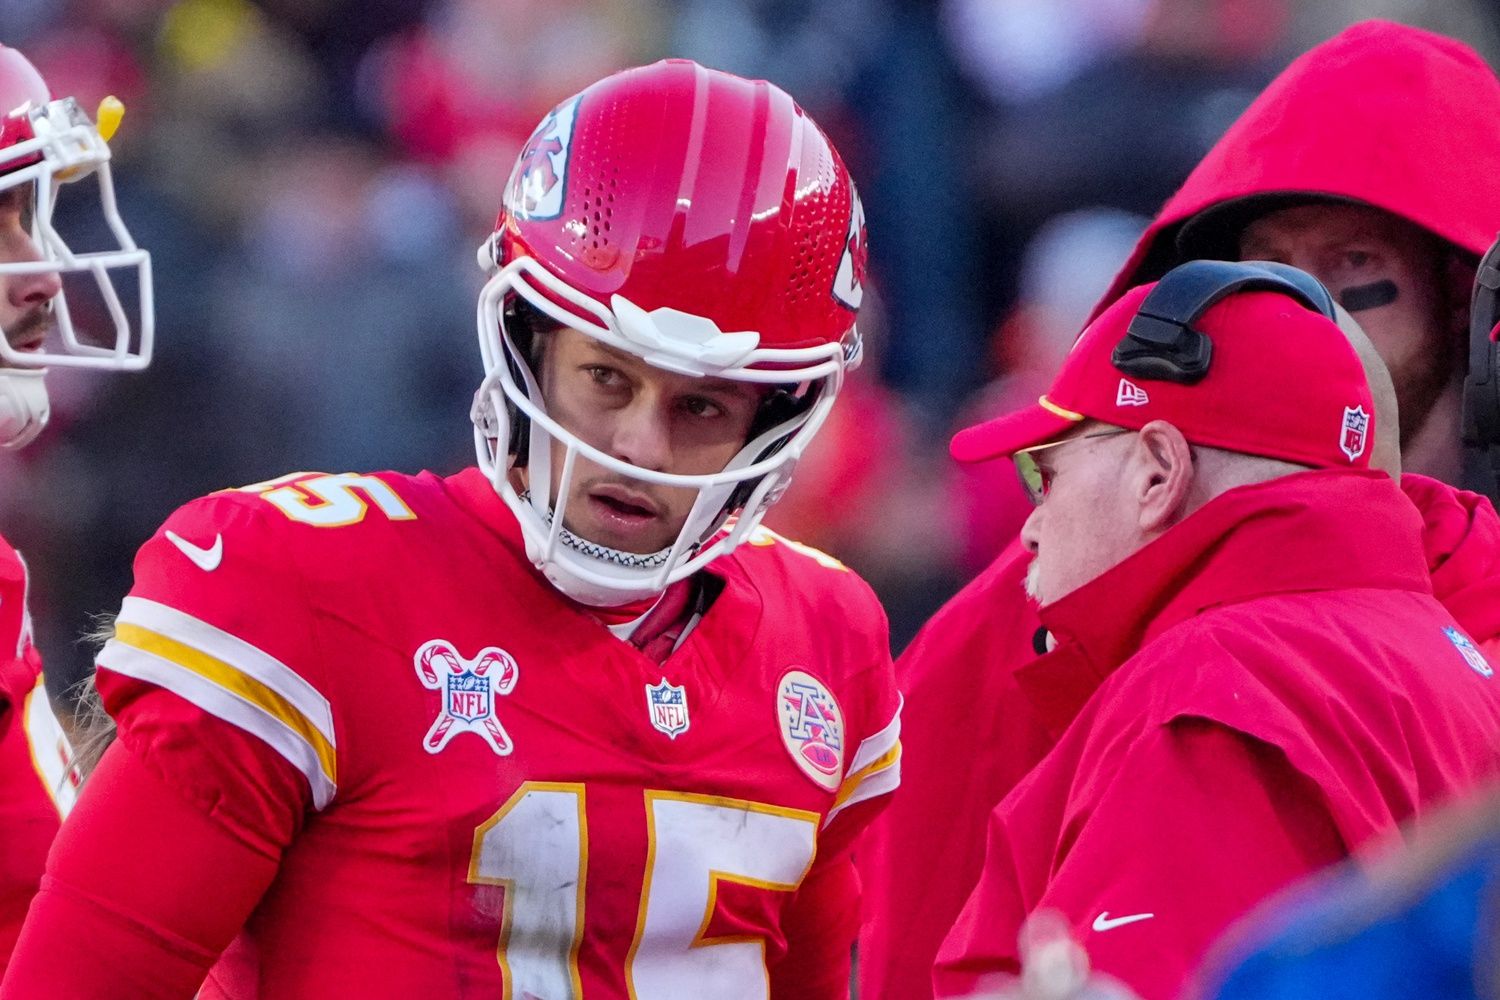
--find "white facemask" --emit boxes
[472,251,854,606]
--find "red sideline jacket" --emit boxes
[855,473,1500,999]
[1088,19,1500,317]
[855,546,1047,1000]
[1407,474,1500,662]
[0,536,67,976]
[932,472,1500,999]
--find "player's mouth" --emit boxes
[4,309,51,354]
[586,484,663,531]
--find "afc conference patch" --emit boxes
[645,677,690,739]
[1444,626,1493,678]
[413,639,520,755]
[777,669,844,791]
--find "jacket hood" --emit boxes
[1090,20,1500,321]
[1402,473,1500,644]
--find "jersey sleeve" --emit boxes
[1,738,282,999]
[819,586,901,849]
[93,492,337,856]
[937,718,1346,1000]
[772,557,902,994]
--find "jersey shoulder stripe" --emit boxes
[23,677,79,817]
[824,697,902,827]
[100,596,337,809]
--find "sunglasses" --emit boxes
[1013,430,1132,504]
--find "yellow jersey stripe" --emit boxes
[832,741,902,811]
[114,622,336,789]
[845,698,902,775]
[116,597,333,737]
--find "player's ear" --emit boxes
[1132,421,1193,533]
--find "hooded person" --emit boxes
[855,23,1500,999]
[1090,19,1500,490]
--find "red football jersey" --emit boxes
[90,468,900,998]
[0,534,77,974]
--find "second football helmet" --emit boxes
[0,45,152,446]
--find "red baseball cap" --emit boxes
[951,282,1375,468]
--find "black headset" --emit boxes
[1112,259,1339,384]
[1462,234,1500,501]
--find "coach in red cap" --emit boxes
[930,266,1500,1000]
[857,23,1500,1000]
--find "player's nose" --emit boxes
[609,400,672,472]
[3,223,61,309]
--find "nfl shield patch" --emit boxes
[413,639,520,755]
[1445,626,1494,677]
[777,669,845,791]
[1340,405,1370,462]
[645,677,690,739]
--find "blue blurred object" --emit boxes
[1203,829,1500,1000]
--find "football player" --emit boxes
[0,44,151,974]
[2,60,899,999]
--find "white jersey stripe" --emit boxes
[823,757,901,828]
[116,596,334,745]
[845,695,902,777]
[98,639,336,809]
[823,698,902,828]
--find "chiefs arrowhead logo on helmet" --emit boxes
[831,183,866,311]
[508,97,580,221]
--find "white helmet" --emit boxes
[0,45,152,447]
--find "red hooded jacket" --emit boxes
[1403,474,1500,661]
[932,472,1500,1000]
[1089,20,1500,318]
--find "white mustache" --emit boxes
[1024,558,1042,603]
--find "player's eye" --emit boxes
[584,365,625,389]
[678,395,725,420]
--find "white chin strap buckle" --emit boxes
[0,369,50,448]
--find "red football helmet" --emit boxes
[0,45,152,446]
[473,59,867,603]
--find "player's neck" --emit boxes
[587,575,702,663]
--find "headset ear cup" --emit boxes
[1114,260,1338,386]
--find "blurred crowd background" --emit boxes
[2,0,1498,700]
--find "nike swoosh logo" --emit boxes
[165,530,223,572]
[1092,911,1154,932]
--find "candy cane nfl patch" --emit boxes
[413,639,520,755]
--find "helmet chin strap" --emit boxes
[516,489,675,607]
[0,369,49,448]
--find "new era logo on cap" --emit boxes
[1116,378,1149,407]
